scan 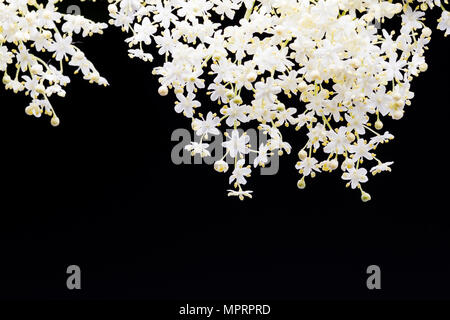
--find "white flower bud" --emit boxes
[422,27,432,37]
[214,160,229,173]
[108,4,118,14]
[341,159,354,171]
[310,70,320,81]
[347,132,356,143]
[394,99,405,108]
[36,84,46,94]
[361,192,371,202]
[297,178,306,189]
[419,63,428,72]
[392,110,404,120]
[392,93,402,101]
[393,3,403,14]
[375,120,383,130]
[2,75,11,84]
[25,105,34,116]
[298,149,307,160]
[329,159,338,170]
[51,116,60,127]
[233,95,243,104]
[246,72,257,82]
[225,90,234,99]
[30,64,43,74]
[158,86,169,96]
[298,81,308,92]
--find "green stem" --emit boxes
[244,0,256,20]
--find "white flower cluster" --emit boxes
[107,0,449,201]
[4,0,447,201]
[0,0,108,126]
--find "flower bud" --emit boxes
[225,90,234,99]
[36,84,45,94]
[108,4,118,14]
[347,132,355,143]
[392,110,404,120]
[419,63,428,72]
[329,159,338,170]
[30,64,43,75]
[310,70,320,81]
[375,120,383,130]
[233,96,243,104]
[422,27,432,37]
[341,159,354,170]
[51,116,60,127]
[393,3,402,14]
[2,75,11,84]
[297,177,306,189]
[298,81,308,92]
[298,149,307,160]
[246,72,257,82]
[361,192,371,202]
[392,92,402,101]
[25,105,34,116]
[394,99,405,108]
[158,86,169,96]
[214,160,229,173]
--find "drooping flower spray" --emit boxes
[0,0,108,126]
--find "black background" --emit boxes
[0,2,449,301]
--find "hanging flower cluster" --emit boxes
[2,0,449,201]
[0,0,108,126]
[106,0,449,201]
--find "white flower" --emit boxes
[229,159,251,185]
[342,168,369,189]
[254,78,281,105]
[253,143,271,167]
[438,11,450,36]
[208,83,228,104]
[324,127,350,155]
[222,130,250,158]
[126,17,156,45]
[47,33,75,61]
[370,162,394,175]
[227,189,253,200]
[192,112,221,136]
[295,157,320,177]
[0,1,107,124]
[175,93,201,118]
[185,142,210,157]
[348,139,374,161]
[401,6,425,32]
[4,0,446,201]
[221,102,248,126]
[0,46,13,71]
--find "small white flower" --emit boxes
[47,33,75,61]
[193,112,220,136]
[175,93,201,118]
[227,189,253,200]
[348,139,374,161]
[370,162,394,175]
[185,142,210,157]
[229,159,251,185]
[295,157,320,177]
[222,130,250,158]
[342,168,369,189]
